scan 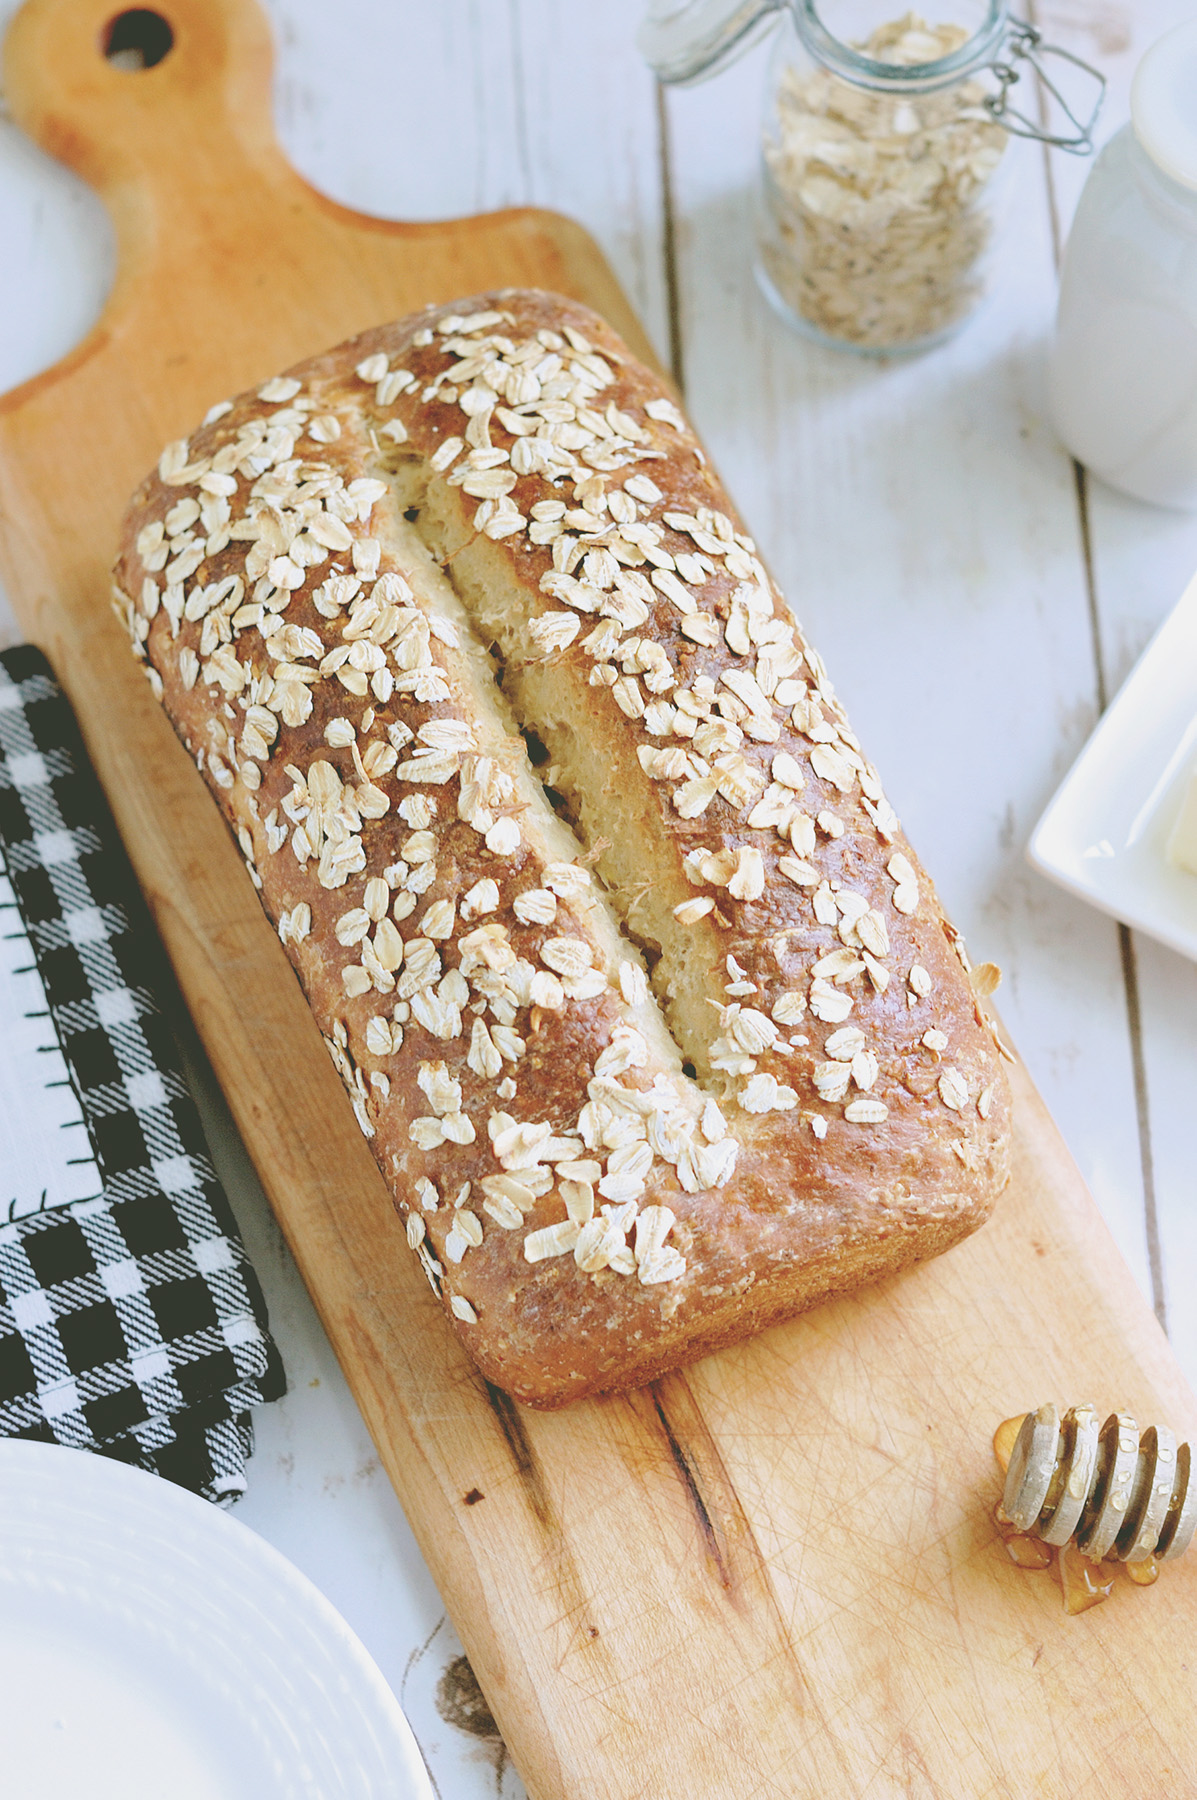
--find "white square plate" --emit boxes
[1028,567,1197,963]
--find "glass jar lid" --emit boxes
[638,0,1106,150]
[637,0,789,85]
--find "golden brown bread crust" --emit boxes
[114,289,1011,1407]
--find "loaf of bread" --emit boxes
[114,289,1011,1407]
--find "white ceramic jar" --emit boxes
[1050,23,1197,510]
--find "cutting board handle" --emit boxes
[0,0,653,451]
[3,0,280,197]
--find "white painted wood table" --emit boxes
[2,3,1195,1793]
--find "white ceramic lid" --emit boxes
[1132,21,1197,193]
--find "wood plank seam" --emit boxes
[655,81,686,394]
[1118,924,1168,1331]
[1042,98,1165,1341]
[1074,435,1167,1333]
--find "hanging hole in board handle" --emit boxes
[2,0,277,186]
[102,8,174,71]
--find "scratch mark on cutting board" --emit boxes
[483,1379,553,1529]
[481,1381,614,1678]
[638,1373,858,1787]
[642,1368,792,1611]
[651,1384,732,1589]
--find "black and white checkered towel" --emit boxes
[0,646,284,1503]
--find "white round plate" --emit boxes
[0,1440,435,1800]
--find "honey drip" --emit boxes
[993,1414,1027,1477]
[992,1507,1164,1611]
[1057,1544,1116,1614]
[992,1501,1053,1569]
[1005,1535,1054,1570]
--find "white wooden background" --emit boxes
[1,3,1195,1794]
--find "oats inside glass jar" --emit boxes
[761,12,1009,350]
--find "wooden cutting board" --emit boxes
[3,2,1195,1793]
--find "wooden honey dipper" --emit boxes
[1003,1403,1197,1564]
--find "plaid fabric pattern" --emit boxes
[0,646,284,1503]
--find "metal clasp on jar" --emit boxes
[985,18,1106,153]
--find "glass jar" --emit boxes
[1049,24,1197,510]
[760,5,1018,352]
[641,1,1105,355]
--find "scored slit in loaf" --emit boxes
[114,289,1011,1407]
